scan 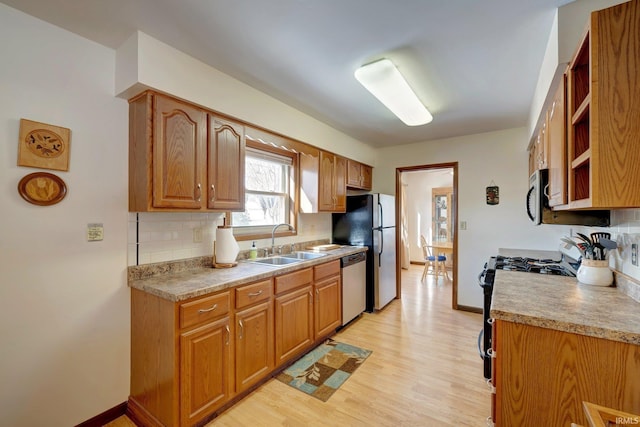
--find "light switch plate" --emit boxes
[87,223,104,242]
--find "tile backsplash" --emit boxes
[127,212,332,266]
[128,212,224,266]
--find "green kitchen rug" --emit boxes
[276,339,372,402]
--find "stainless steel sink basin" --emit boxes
[281,251,327,260]
[251,256,303,266]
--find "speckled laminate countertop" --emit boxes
[490,270,640,345]
[129,246,367,302]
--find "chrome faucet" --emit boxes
[271,223,295,255]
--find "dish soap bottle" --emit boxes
[249,241,258,259]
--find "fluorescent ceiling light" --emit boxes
[355,58,432,126]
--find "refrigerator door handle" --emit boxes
[378,200,384,229]
[378,228,383,267]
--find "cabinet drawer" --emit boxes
[275,268,313,295]
[180,292,230,329]
[314,260,340,281]
[236,279,272,309]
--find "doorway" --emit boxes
[396,162,459,309]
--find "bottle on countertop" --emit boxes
[249,241,258,259]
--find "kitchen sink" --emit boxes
[251,256,303,266]
[281,251,327,260]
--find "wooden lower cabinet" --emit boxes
[274,268,314,365]
[493,320,640,427]
[234,300,274,393]
[313,261,342,339]
[179,317,232,426]
[130,259,348,426]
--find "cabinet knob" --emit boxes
[196,183,202,202]
[210,184,216,202]
[486,378,496,394]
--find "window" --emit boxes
[231,140,297,239]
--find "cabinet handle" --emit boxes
[239,319,244,339]
[195,183,202,202]
[316,289,319,296]
[487,348,496,358]
[309,291,313,303]
[248,290,263,297]
[486,378,496,394]
[210,184,216,202]
[225,325,230,345]
[198,303,218,313]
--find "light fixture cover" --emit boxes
[355,59,432,126]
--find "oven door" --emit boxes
[478,269,493,379]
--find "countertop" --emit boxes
[490,270,640,345]
[129,245,367,302]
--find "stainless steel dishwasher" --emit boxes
[340,251,366,326]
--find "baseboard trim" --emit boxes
[457,304,482,314]
[75,401,127,427]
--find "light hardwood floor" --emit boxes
[108,265,490,427]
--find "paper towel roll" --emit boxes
[215,226,239,264]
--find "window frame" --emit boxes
[230,138,298,242]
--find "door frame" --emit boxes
[395,162,459,310]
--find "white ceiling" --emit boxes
[1,0,574,147]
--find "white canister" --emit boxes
[576,259,613,287]
[215,226,239,264]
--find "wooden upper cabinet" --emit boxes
[128,91,245,212]
[300,149,346,213]
[208,116,245,211]
[547,75,567,207]
[566,0,640,209]
[347,159,373,190]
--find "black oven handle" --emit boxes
[477,329,485,359]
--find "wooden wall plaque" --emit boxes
[18,118,71,171]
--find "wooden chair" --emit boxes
[420,235,448,282]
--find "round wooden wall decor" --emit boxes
[17,172,67,206]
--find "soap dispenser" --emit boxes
[249,241,258,259]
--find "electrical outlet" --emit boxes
[460,221,467,230]
[193,227,203,243]
[632,244,638,267]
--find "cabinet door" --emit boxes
[275,285,314,365]
[180,317,231,426]
[333,155,347,212]
[547,78,567,207]
[314,275,341,339]
[153,94,206,209]
[361,164,372,190]
[347,160,362,187]
[208,116,245,211]
[235,301,274,393]
[318,151,335,211]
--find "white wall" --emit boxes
[0,4,129,426]
[375,127,571,308]
[404,170,453,262]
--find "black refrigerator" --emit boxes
[332,194,397,312]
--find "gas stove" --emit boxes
[477,252,578,379]
[491,255,577,276]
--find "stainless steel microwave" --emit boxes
[526,169,610,226]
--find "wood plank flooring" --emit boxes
[108,265,490,426]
